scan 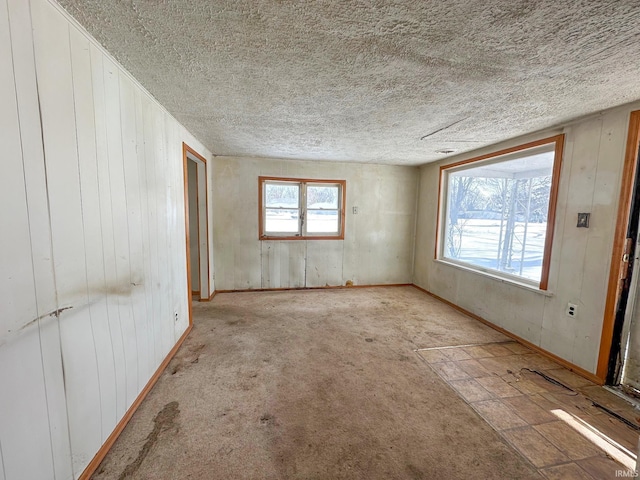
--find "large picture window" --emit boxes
[259,176,346,240]
[437,135,564,290]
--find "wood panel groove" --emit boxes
[0,1,213,477]
[33,2,100,476]
[68,21,106,461]
[1,0,64,477]
[90,43,123,438]
[102,55,131,420]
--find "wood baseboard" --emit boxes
[80,281,602,480]
[411,284,603,385]
[198,291,217,302]
[215,283,412,294]
[79,324,193,479]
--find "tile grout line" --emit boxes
[413,340,513,352]
[416,345,636,477]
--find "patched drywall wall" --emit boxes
[414,102,640,374]
[213,157,418,290]
[58,0,640,164]
[0,0,211,478]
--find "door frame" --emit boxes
[182,142,211,312]
[598,110,640,383]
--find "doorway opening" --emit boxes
[599,111,640,393]
[182,143,210,308]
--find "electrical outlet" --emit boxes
[566,303,578,318]
[175,312,179,322]
[352,206,358,214]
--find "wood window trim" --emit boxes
[258,176,346,240]
[434,134,565,291]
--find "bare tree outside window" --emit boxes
[442,146,557,284]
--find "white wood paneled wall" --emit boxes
[0,0,212,478]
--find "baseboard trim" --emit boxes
[215,283,412,294]
[78,324,193,479]
[79,282,601,479]
[198,290,217,302]
[411,284,603,385]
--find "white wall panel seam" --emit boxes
[85,28,110,442]
[569,125,604,364]
[341,227,346,286]
[261,241,265,288]
[578,128,603,300]
[33,2,100,474]
[44,0,210,157]
[91,47,123,425]
[5,0,38,330]
[101,53,129,416]
[108,62,132,407]
[125,75,153,390]
[110,67,134,405]
[67,25,104,447]
[165,115,179,345]
[118,72,140,396]
[410,171,421,282]
[304,240,308,288]
[22,0,69,477]
[148,102,164,364]
[141,98,159,366]
[3,0,58,476]
[0,1,211,476]
[133,88,154,382]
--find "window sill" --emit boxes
[433,258,555,297]
[259,235,344,241]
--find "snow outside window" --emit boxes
[438,137,563,289]
[260,177,345,240]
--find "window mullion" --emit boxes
[262,182,267,236]
[260,176,345,240]
[300,182,306,236]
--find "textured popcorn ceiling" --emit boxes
[58,0,640,165]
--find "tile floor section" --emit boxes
[416,341,640,479]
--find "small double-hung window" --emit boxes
[259,177,345,240]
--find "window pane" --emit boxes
[265,208,299,233]
[265,183,299,208]
[307,185,339,209]
[306,210,339,233]
[444,149,554,283]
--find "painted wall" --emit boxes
[414,102,640,374]
[212,156,418,290]
[0,0,212,478]
[188,160,200,292]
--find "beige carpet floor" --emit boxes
[91,286,578,479]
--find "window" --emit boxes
[436,135,564,290]
[259,177,346,240]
